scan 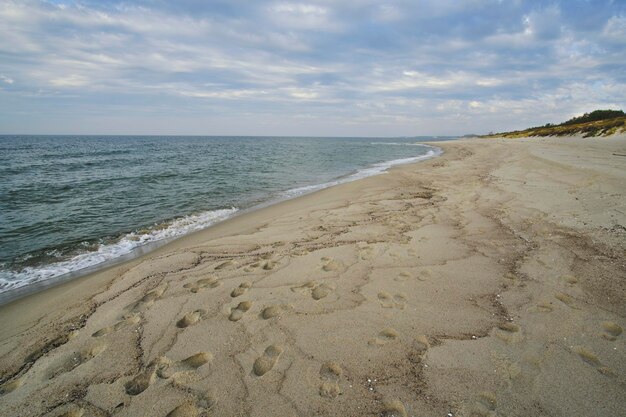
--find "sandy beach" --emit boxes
[1,135,624,417]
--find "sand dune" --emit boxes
[0,135,624,416]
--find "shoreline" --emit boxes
[0,143,443,306]
[1,135,624,416]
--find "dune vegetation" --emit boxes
[482,109,626,138]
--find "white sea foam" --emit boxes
[283,145,441,198]
[0,207,238,293]
[370,142,428,146]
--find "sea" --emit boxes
[0,135,449,299]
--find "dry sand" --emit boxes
[0,135,624,417]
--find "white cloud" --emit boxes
[366,70,504,92]
[50,74,91,87]
[603,15,626,44]
[268,2,341,31]
[374,4,402,22]
[286,88,319,99]
[0,0,624,135]
[525,6,562,40]
[178,88,268,99]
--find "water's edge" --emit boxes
[0,145,442,306]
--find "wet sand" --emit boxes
[1,135,624,417]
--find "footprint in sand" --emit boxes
[292,248,309,257]
[368,328,400,346]
[496,322,521,343]
[415,335,430,353]
[261,305,284,319]
[291,280,332,300]
[125,361,159,395]
[312,283,333,300]
[378,291,393,308]
[393,294,407,309]
[128,283,168,314]
[321,258,342,272]
[359,248,374,261]
[471,391,497,416]
[417,269,432,281]
[260,259,278,270]
[176,309,207,328]
[184,277,221,293]
[47,344,106,380]
[504,272,516,281]
[381,399,408,417]
[319,361,343,398]
[534,301,555,313]
[157,352,213,379]
[253,345,283,376]
[600,321,622,341]
[231,281,252,297]
[214,260,236,270]
[554,292,579,309]
[571,346,615,377]
[126,353,213,395]
[244,259,278,272]
[291,280,316,293]
[561,274,578,286]
[244,253,274,270]
[498,322,520,333]
[395,271,411,282]
[166,404,200,417]
[92,314,141,337]
[377,292,407,310]
[58,407,85,417]
[229,301,252,322]
[183,277,222,294]
[0,378,23,395]
[359,246,374,260]
[166,392,215,417]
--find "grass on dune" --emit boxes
[482,110,626,139]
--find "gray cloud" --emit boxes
[0,0,624,135]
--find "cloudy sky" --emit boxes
[0,0,625,136]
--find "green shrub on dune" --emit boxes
[482,109,626,138]
[561,109,625,125]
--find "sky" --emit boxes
[0,0,625,136]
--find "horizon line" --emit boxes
[0,133,465,139]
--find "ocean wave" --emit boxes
[283,145,441,198]
[370,142,427,146]
[0,207,238,293]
